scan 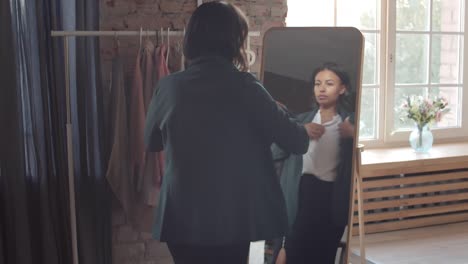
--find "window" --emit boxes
[388,0,466,143]
[286,0,468,147]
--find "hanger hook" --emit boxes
[139,27,143,50]
[113,31,120,53]
[166,27,170,67]
[160,27,164,45]
[167,27,170,46]
[155,29,158,45]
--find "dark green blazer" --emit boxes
[144,56,309,245]
[272,108,355,230]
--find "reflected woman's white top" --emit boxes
[302,112,341,182]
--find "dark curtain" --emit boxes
[73,1,112,264]
[0,0,111,264]
[0,0,71,263]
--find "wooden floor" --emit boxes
[349,221,468,264]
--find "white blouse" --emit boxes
[302,112,342,182]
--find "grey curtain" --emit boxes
[0,0,111,263]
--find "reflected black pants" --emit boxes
[285,175,345,264]
[167,242,250,264]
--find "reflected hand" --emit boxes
[304,123,325,140]
[276,247,286,264]
[339,117,355,138]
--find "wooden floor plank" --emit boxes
[350,221,468,264]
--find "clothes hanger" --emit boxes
[113,31,120,55]
[109,31,119,92]
[139,27,143,51]
[155,29,159,47]
[245,35,256,71]
[160,27,164,47]
[166,27,170,67]
[180,27,186,70]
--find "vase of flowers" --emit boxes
[408,123,433,153]
[399,95,449,153]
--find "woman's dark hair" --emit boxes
[311,62,355,112]
[312,62,351,91]
[183,1,249,71]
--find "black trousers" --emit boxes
[284,175,345,264]
[166,242,250,264]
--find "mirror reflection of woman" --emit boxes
[272,62,355,264]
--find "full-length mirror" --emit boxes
[261,27,364,264]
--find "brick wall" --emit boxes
[100,1,287,263]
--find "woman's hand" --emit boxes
[339,117,355,138]
[304,123,325,140]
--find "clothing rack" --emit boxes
[51,29,260,66]
[51,28,262,264]
[51,29,261,37]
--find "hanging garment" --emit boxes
[155,44,170,82]
[140,40,161,207]
[106,41,171,233]
[105,55,135,222]
[153,44,171,188]
[166,41,184,73]
[126,43,158,232]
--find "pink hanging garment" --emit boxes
[127,45,155,232]
[153,44,170,188]
[140,40,161,206]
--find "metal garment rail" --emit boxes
[51,29,261,37]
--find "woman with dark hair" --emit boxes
[271,62,356,264]
[144,2,318,263]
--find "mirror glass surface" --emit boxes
[261,27,364,264]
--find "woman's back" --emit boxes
[147,55,309,244]
[143,3,311,263]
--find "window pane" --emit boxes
[286,0,334,26]
[394,87,428,130]
[429,87,460,127]
[359,88,377,139]
[396,34,429,84]
[363,33,378,85]
[432,0,462,32]
[397,0,430,31]
[337,0,378,29]
[431,34,461,84]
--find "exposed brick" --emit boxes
[117,225,140,242]
[271,6,286,17]
[248,5,270,17]
[139,231,153,240]
[138,261,157,264]
[113,243,145,260]
[145,241,171,258]
[112,207,126,227]
[150,256,173,264]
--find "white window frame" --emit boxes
[356,0,387,148]
[381,0,468,147]
[286,0,468,148]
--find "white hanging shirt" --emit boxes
[302,112,342,182]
